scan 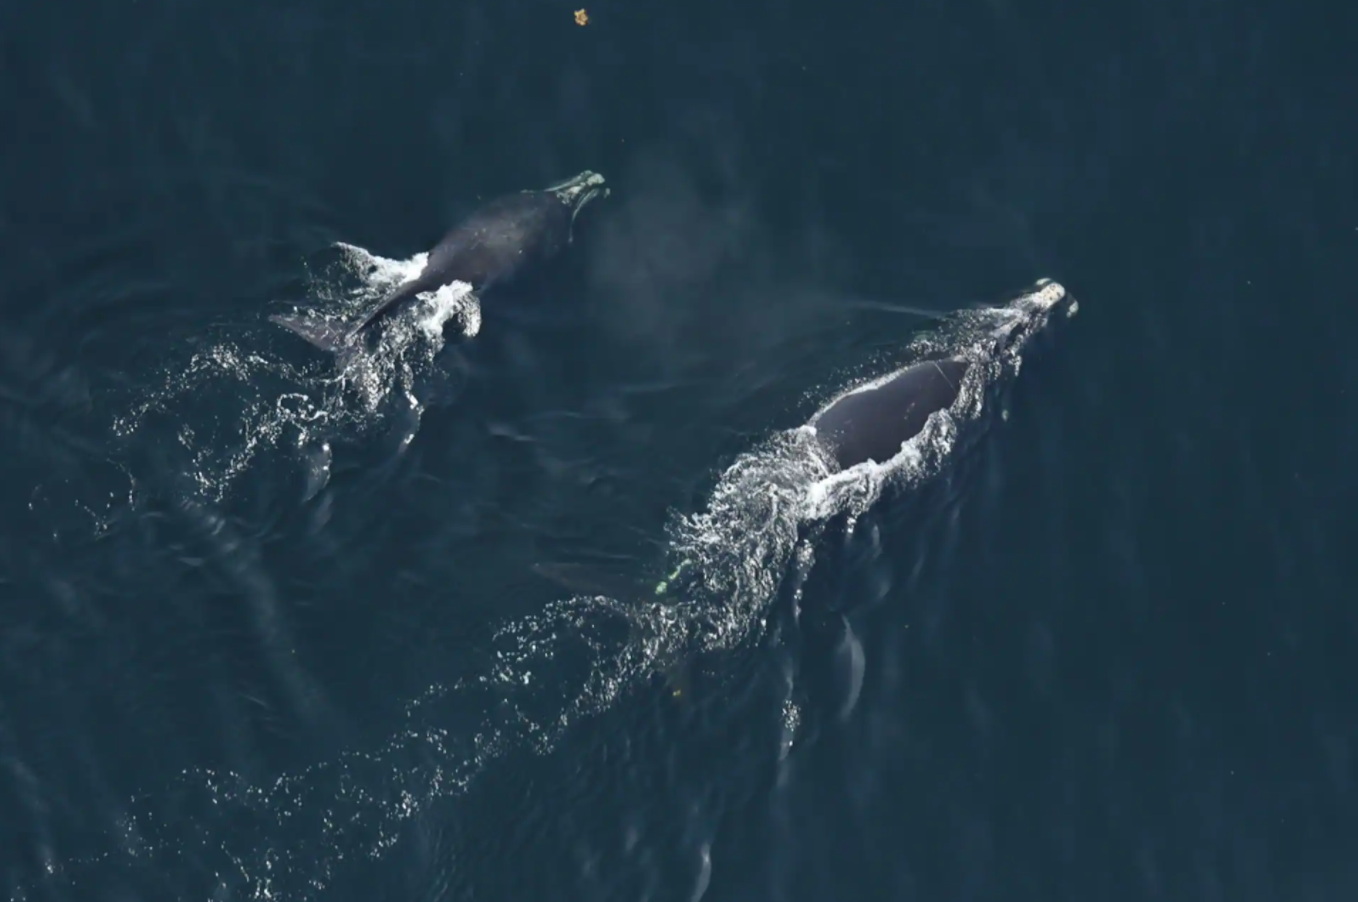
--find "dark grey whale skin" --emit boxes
[808,278,1074,470]
[809,358,969,469]
[270,171,608,353]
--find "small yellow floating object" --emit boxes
[574,8,589,25]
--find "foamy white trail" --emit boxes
[26,285,1064,902]
[110,243,481,502]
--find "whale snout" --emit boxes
[1009,279,1077,327]
[1022,279,1068,313]
[987,279,1077,356]
[546,170,610,214]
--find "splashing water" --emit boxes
[19,286,1064,902]
[109,243,481,503]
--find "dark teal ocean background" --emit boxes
[1,0,1355,899]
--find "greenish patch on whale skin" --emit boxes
[542,170,609,236]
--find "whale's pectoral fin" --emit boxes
[269,312,355,354]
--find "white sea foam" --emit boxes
[110,243,480,502]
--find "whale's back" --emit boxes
[426,192,572,290]
[812,358,969,469]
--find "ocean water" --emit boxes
[2,0,1355,899]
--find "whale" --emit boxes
[535,280,1076,605]
[270,170,609,353]
[808,279,1072,470]
[530,279,1076,699]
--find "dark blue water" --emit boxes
[3,0,1355,898]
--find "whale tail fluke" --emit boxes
[269,312,356,354]
[269,278,425,357]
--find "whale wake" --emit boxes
[19,283,1070,902]
[110,243,481,503]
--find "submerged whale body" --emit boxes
[271,170,609,353]
[809,279,1072,470]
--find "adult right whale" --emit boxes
[527,279,1076,706]
[271,170,609,353]
[536,279,1078,605]
[808,279,1073,470]
[640,278,1077,598]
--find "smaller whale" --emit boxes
[809,279,1071,470]
[271,170,609,353]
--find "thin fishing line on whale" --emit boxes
[107,243,482,504]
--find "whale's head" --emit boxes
[544,170,610,230]
[987,278,1078,358]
